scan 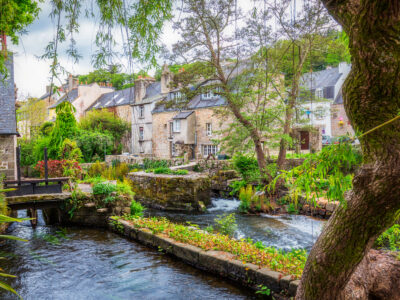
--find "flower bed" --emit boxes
[119,215,306,278]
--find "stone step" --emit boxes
[96,208,108,213]
[84,202,96,208]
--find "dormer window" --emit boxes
[171,91,185,103]
[202,90,214,100]
[315,88,323,99]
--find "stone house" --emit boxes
[298,62,352,150]
[152,82,232,159]
[0,54,18,180]
[87,87,135,153]
[48,76,113,121]
[131,67,170,155]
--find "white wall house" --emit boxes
[299,62,351,137]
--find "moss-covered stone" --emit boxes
[128,171,211,211]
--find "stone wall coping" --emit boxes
[110,218,299,297]
[129,171,209,179]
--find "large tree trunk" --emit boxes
[296,1,400,299]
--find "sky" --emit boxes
[9,0,276,99]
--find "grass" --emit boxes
[118,215,306,278]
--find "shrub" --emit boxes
[79,109,130,142]
[116,178,135,196]
[92,182,117,195]
[39,121,54,137]
[88,161,107,177]
[143,158,170,170]
[59,138,82,161]
[130,199,144,217]
[232,153,260,183]
[173,169,189,175]
[214,213,237,236]
[153,167,172,174]
[238,185,254,213]
[75,130,114,162]
[229,180,247,196]
[18,138,36,167]
[35,159,82,178]
[374,224,400,251]
[33,136,51,162]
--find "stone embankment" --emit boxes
[128,171,211,211]
[109,218,300,298]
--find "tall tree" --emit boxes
[170,0,284,182]
[296,1,400,299]
[268,0,332,169]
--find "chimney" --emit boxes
[68,74,73,91]
[161,63,173,94]
[134,76,155,103]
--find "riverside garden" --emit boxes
[1,100,399,300]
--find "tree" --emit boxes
[16,98,48,138]
[170,0,284,182]
[48,101,77,158]
[0,0,39,75]
[267,0,332,169]
[296,1,400,299]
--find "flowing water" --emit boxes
[0,211,256,300]
[147,198,325,251]
[1,198,325,299]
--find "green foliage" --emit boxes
[229,180,247,196]
[116,178,135,196]
[232,153,260,183]
[88,161,107,178]
[32,136,51,162]
[256,285,271,296]
[48,101,78,159]
[59,138,82,161]
[18,138,36,166]
[374,224,400,251]
[93,182,117,196]
[269,143,362,205]
[79,109,130,143]
[119,216,306,278]
[143,158,170,170]
[287,203,299,215]
[130,199,144,217]
[78,69,134,90]
[150,167,189,175]
[214,213,237,236]
[39,121,54,137]
[75,130,113,162]
[239,185,254,213]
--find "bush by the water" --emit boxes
[232,153,260,183]
[374,224,400,251]
[35,159,82,178]
[130,199,144,217]
[214,213,237,236]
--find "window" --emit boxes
[202,90,214,100]
[314,106,326,120]
[202,145,218,157]
[315,88,323,99]
[173,119,181,132]
[206,123,212,136]
[171,143,176,156]
[139,105,144,118]
[139,127,144,141]
[171,91,185,103]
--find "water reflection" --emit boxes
[1,210,255,300]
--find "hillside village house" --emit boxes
[297,62,352,150]
[87,87,135,153]
[48,75,114,121]
[0,54,18,180]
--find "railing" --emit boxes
[4,147,69,197]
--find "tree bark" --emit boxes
[296,1,400,299]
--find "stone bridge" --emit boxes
[6,193,71,210]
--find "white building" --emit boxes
[299,62,351,137]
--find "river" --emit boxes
[0,198,325,299]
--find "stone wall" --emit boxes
[110,219,299,298]
[331,103,355,137]
[0,135,16,180]
[128,171,211,211]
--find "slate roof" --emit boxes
[144,81,161,99]
[0,54,17,135]
[49,88,79,108]
[173,111,194,119]
[89,87,134,110]
[300,67,342,90]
